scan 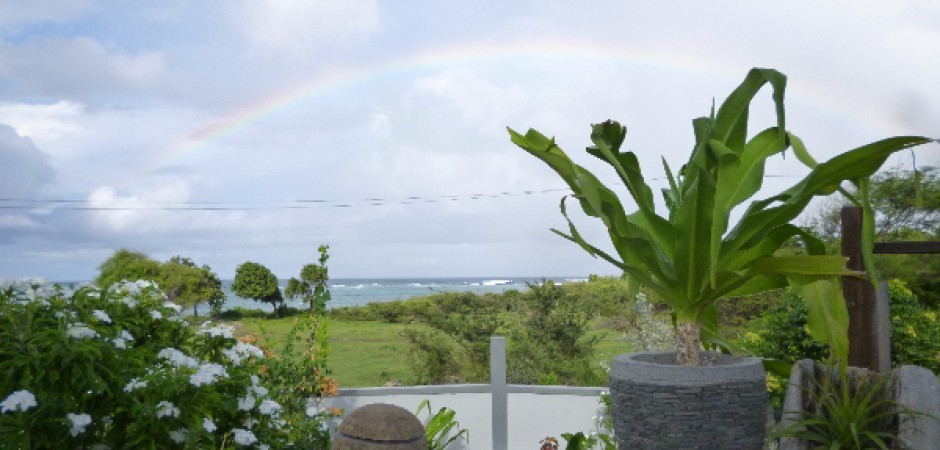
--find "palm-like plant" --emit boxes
[509,68,932,366]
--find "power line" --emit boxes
[0,174,805,212]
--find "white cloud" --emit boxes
[0,37,167,98]
[414,70,531,136]
[87,179,194,232]
[369,113,391,141]
[0,101,84,140]
[232,0,381,58]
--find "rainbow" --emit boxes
[151,38,908,173]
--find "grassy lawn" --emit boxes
[231,316,631,388]
[233,317,412,387]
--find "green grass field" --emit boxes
[231,317,630,387]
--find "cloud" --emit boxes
[0,101,84,141]
[0,37,167,100]
[0,1,93,33]
[232,0,381,58]
[414,70,531,136]
[0,124,54,198]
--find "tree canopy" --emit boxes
[285,245,331,314]
[96,250,226,316]
[231,261,283,315]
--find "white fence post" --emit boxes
[490,336,508,450]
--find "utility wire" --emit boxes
[0,175,804,212]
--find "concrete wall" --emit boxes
[327,385,608,450]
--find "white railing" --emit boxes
[328,337,609,450]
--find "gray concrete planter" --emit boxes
[609,351,767,450]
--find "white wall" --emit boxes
[328,386,608,450]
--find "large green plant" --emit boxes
[509,68,932,365]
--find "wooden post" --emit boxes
[841,207,878,370]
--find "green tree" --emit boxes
[96,250,225,317]
[95,249,161,287]
[285,245,331,314]
[159,256,225,317]
[232,261,283,316]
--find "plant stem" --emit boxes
[676,322,701,366]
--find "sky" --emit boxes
[1,0,938,281]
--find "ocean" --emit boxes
[192,276,588,315]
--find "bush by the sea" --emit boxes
[0,279,330,449]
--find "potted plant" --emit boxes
[509,68,932,449]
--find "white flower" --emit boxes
[258,399,281,416]
[305,405,321,417]
[157,348,199,369]
[67,413,92,436]
[231,428,257,445]
[156,401,180,419]
[222,342,265,365]
[118,281,141,295]
[190,363,228,387]
[242,417,258,429]
[259,445,270,450]
[150,310,163,320]
[92,310,111,323]
[251,384,268,397]
[119,296,138,308]
[198,323,234,339]
[168,428,187,444]
[112,330,134,350]
[237,395,255,411]
[123,378,148,393]
[250,375,260,386]
[163,301,182,314]
[67,323,99,339]
[1,390,37,413]
[203,417,217,433]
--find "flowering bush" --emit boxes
[0,279,329,449]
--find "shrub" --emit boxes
[401,327,462,384]
[740,280,940,409]
[0,279,331,449]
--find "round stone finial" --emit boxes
[332,403,427,450]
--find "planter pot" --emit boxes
[609,351,767,450]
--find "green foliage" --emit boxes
[254,314,340,448]
[804,166,940,308]
[330,278,633,386]
[740,280,940,409]
[869,166,940,237]
[507,281,604,385]
[161,256,225,317]
[775,362,921,449]
[415,400,468,450]
[0,279,320,449]
[885,280,940,372]
[510,67,932,363]
[232,261,283,316]
[561,432,616,450]
[400,327,462,384]
[95,249,162,288]
[95,250,225,317]
[285,245,331,314]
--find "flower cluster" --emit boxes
[0,279,310,449]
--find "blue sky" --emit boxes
[1,0,938,281]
